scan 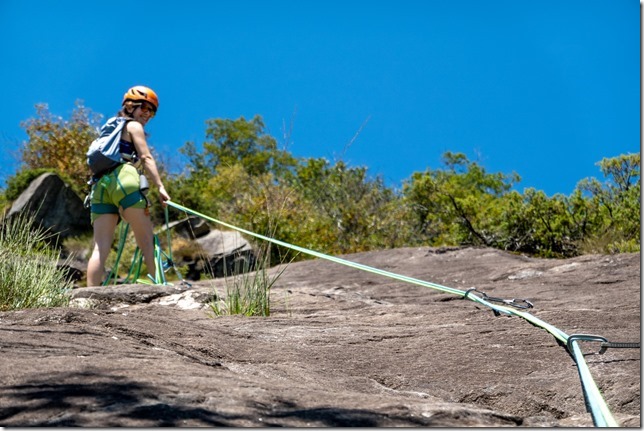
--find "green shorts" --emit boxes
[90,163,147,224]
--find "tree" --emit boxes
[403,152,520,247]
[292,158,406,253]
[499,189,579,257]
[203,115,297,177]
[576,153,640,253]
[169,115,299,218]
[19,101,102,195]
[203,164,326,265]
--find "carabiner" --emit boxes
[505,298,534,309]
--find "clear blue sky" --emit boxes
[0,0,639,197]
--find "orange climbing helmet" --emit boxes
[122,85,159,110]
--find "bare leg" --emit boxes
[121,207,157,281]
[87,214,119,286]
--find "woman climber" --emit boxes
[86,85,171,286]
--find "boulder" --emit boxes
[165,217,256,280]
[196,229,256,278]
[166,216,210,239]
[6,173,91,245]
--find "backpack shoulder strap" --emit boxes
[98,116,128,137]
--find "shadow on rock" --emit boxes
[1,371,232,427]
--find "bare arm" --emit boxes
[127,121,171,204]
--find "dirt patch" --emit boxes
[0,247,639,427]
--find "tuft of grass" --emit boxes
[0,212,73,310]
[209,245,292,317]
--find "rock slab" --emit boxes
[0,247,639,427]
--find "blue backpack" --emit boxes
[86,117,129,175]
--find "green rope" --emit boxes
[569,338,620,427]
[148,235,166,285]
[123,247,142,284]
[164,199,620,427]
[103,210,179,286]
[102,222,130,286]
[162,206,187,283]
[164,206,174,266]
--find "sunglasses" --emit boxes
[138,103,156,117]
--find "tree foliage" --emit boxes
[18,101,102,195]
[576,153,640,253]
[402,152,639,257]
[204,165,322,265]
[168,115,298,217]
[292,158,407,253]
[403,152,520,247]
[4,103,640,263]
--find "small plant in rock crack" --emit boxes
[208,243,293,317]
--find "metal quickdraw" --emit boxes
[462,287,534,315]
[567,334,641,355]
